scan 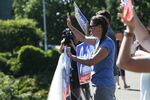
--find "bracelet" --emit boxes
[124,32,134,37]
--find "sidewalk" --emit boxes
[115,71,140,100]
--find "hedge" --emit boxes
[16,45,59,76]
[0,19,43,52]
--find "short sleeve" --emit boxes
[100,39,114,54]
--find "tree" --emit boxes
[134,0,150,26]
[13,0,150,45]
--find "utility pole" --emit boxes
[42,0,48,50]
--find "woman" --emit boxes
[67,15,116,100]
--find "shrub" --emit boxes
[0,19,43,52]
[17,45,60,76]
[17,45,46,75]
[0,52,12,59]
[45,49,60,76]
[7,58,21,76]
[0,73,47,100]
[0,56,9,73]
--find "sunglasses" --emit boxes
[89,24,102,31]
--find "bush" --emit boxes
[0,52,12,59]
[0,47,60,99]
[0,72,14,100]
[45,49,60,76]
[17,45,46,75]
[17,45,60,76]
[7,58,20,76]
[0,56,9,74]
[0,73,47,100]
[0,19,43,52]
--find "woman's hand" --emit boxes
[66,47,72,58]
[67,14,72,29]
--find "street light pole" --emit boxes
[42,0,48,50]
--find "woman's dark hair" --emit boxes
[96,10,111,23]
[91,15,108,44]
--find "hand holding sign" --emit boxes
[121,0,134,22]
[66,46,72,58]
[67,13,72,29]
[74,2,89,34]
[118,0,135,30]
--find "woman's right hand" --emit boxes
[66,47,72,58]
[67,14,72,28]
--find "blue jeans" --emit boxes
[92,86,115,100]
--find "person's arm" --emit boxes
[67,15,97,45]
[70,40,76,51]
[116,30,134,69]
[67,47,108,66]
[116,31,150,72]
[132,12,150,52]
[118,9,150,52]
[126,52,150,72]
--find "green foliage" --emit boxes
[0,72,48,100]
[13,0,42,26]
[105,0,123,31]
[0,72,14,100]
[13,0,150,44]
[45,49,60,68]
[12,0,110,44]
[17,45,47,75]
[0,19,43,52]
[0,56,9,74]
[7,58,21,75]
[134,1,150,26]
[13,0,29,18]
[34,50,60,88]
[0,47,60,99]
[0,52,12,59]
[17,45,59,76]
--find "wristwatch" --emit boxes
[124,31,134,37]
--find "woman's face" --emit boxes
[89,20,102,38]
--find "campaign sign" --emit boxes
[74,2,89,34]
[76,42,95,84]
[63,47,71,100]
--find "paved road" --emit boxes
[81,71,141,100]
[115,71,140,100]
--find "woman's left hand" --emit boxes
[66,47,72,58]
